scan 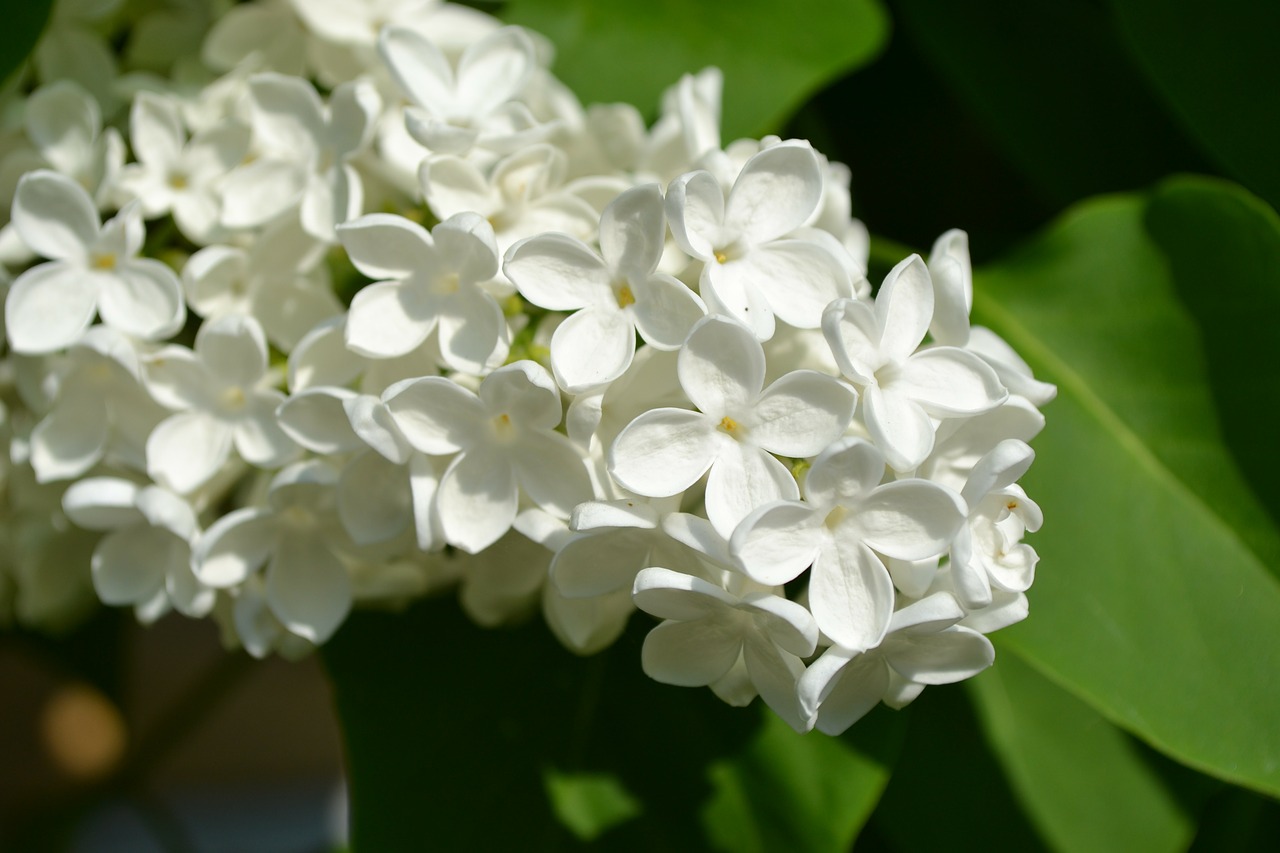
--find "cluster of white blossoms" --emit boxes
[0,0,1054,734]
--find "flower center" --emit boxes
[91,252,117,271]
[615,284,636,308]
[219,386,247,412]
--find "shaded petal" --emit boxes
[63,477,142,530]
[875,255,932,364]
[12,170,96,261]
[854,479,966,561]
[809,536,893,652]
[725,141,822,244]
[385,376,486,454]
[99,259,185,341]
[276,387,363,455]
[750,370,855,457]
[31,395,109,482]
[665,170,722,259]
[743,632,810,732]
[142,346,213,411]
[437,450,518,554]
[642,617,742,686]
[896,347,1007,416]
[550,306,634,393]
[802,649,888,736]
[421,155,496,220]
[863,385,935,473]
[195,314,267,388]
[130,92,184,168]
[600,183,665,280]
[147,411,233,494]
[338,450,412,545]
[730,500,823,586]
[927,229,972,346]
[478,360,562,429]
[885,626,994,685]
[6,261,98,354]
[511,429,592,517]
[433,212,500,283]
[266,535,351,644]
[233,392,299,468]
[193,507,275,587]
[704,441,799,539]
[633,566,736,620]
[552,527,654,598]
[678,315,764,416]
[247,73,324,157]
[436,286,507,374]
[821,297,879,385]
[93,527,181,605]
[607,408,717,496]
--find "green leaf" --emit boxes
[968,650,1194,852]
[1144,176,1280,528]
[501,0,889,140]
[1111,0,1280,210]
[702,706,900,852]
[0,0,53,87]
[544,769,643,842]
[324,594,894,850]
[865,686,1048,851]
[972,193,1280,797]
[891,0,1208,207]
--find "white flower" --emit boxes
[193,460,353,645]
[504,183,706,393]
[608,315,855,537]
[16,80,124,209]
[633,566,818,732]
[822,254,1007,472]
[6,170,185,354]
[62,477,212,621]
[221,74,380,240]
[800,592,995,735]
[336,211,509,373]
[665,140,853,339]
[379,25,546,155]
[118,92,250,244]
[143,314,299,494]
[731,438,966,651]
[385,361,591,553]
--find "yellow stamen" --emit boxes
[719,416,739,433]
[91,253,117,271]
[616,285,636,308]
[714,251,728,264]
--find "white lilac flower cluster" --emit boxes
[0,0,1055,734]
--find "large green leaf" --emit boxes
[702,705,901,852]
[1144,176,1280,528]
[0,0,54,87]
[968,650,1193,852]
[1111,0,1280,210]
[324,594,895,850]
[972,193,1280,797]
[890,0,1208,207]
[501,0,889,140]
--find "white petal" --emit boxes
[277,387,363,454]
[436,286,507,374]
[599,183,665,280]
[750,370,855,457]
[725,141,823,244]
[633,566,736,620]
[221,160,307,229]
[147,411,233,494]
[742,592,820,658]
[809,537,894,652]
[889,591,966,634]
[6,262,98,354]
[504,232,611,311]
[287,318,362,391]
[142,346,212,411]
[678,315,764,417]
[730,500,823,586]
[385,376,486,454]
[195,314,267,388]
[337,213,434,279]
[338,450,412,544]
[704,441,799,539]
[266,536,351,644]
[30,396,108,482]
[99,260,186,341]
[378,27,455,116]
[248,73,324,157]
[233,392,299,468]
[863,385,936,473]
[552,527,653,598]
[803,437,884,508]
[607,408,717,497]
[821,297,880,385]
[437,450,517,553]
[885,626,994,685]
[642,617,742,687]
[327,81,380,156]
[875,255,932,364]
[345,280,434,358]
[344,394,412,464]
[512,430,591,517]
[92,527,180,605]
[409,453,444,551]
[896,348,1007,416]
[803,649,888,736]
[193,507,276,587]
[961,439,1035,508]
[421,155,496,220]
[62,477,142,530]
[628,274,706,349]
[742,632,810,732]
[130,92,184,168]
[455,27,536,116]
[853,480,966,561]
[478,361,562,429]
[665,170,723,259]
[700,261,776,341]
[550,306,635,393]
[740,240,851,329]
[11,170,96,261]
[432,212,501,283]
[928,229,972,346]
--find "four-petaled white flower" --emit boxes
[609,315,856,537]
[6,170,185,354]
